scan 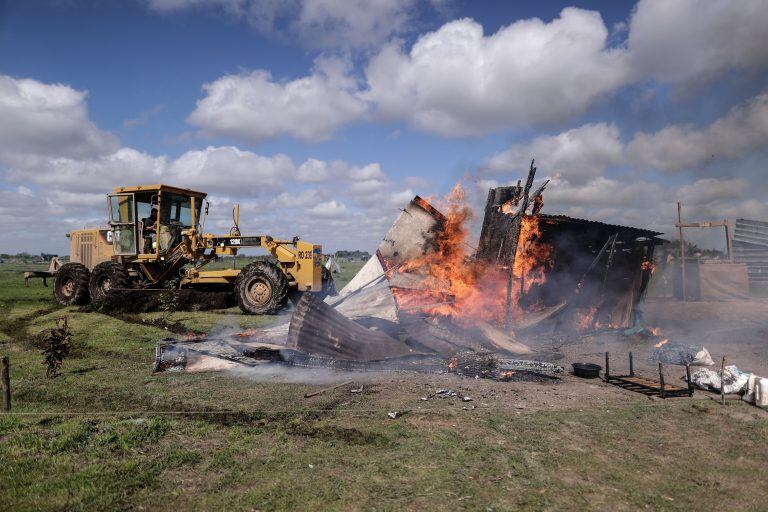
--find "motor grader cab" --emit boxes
[54,184,335,314]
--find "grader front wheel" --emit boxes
[89,262,130,302]
[235,262,288,315]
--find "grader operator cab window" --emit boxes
[107,193,137,255]
[155,193,200,253]
[163,193,200,228]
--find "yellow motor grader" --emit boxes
[53,184,334,314]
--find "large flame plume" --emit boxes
[390,184,552,327]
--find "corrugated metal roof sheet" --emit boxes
[538,214,664,238]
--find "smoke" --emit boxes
[208,307,293,339]
[207,314,244,339]
[228,359,378,385]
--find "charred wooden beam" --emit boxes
[288,293,415,361]
[503,160,538,330]
[477,185,522,260]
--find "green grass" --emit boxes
[1,261,767,511]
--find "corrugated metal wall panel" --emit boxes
[734,218,768,282]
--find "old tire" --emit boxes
[235,261,289,315]
[89,262,130,302]
[53,263,90,305]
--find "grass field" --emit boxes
[1,261,767,511]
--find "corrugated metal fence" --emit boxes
[734,218,768,283]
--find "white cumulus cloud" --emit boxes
[363,8,630,136]
[627,0,768,84]
[483,123,623,183]
[296,158,331,183]
[627,90,768,172]
[188,57,367,144]
[145,0,424,50]
[0,75,118,160]
[309,199,348,219]
[166,146,295,194]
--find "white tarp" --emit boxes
[690,365,749,394]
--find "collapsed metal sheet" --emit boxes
[327,253,400,332]
[378,196,445,268]
[336,252,388,296]
[325,195,448,337]
[289,293,416,361]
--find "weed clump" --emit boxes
[41,317,72,378]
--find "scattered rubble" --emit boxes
[303,380,354,398]
[155,163,665,387]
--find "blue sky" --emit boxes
[1,0,767,253]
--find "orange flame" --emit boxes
[390,184,553,327]
[574,306,598,333]
[641,257,656,274]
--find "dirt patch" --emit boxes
[103,312,193,335]
[0,304,61,342]
[287,424,390,445]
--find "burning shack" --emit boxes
[155,161,663,377]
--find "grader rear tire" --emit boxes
[53,263,90,305]
[89,262,131,302]
[235,261,289,315]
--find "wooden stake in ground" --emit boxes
[1,356,10,413]
[720,355,727,405]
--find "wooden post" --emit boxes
[686,364,693,397]
[658,362,666,399]
[604,352,610,381]
[1,356,9,413]
[629,352,634,377]
[720,355,727,405]
[677,202,687,301]
[724,221,733,262]
[504,159,536,332]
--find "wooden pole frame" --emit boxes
[677,202,687,301]
[675,202,734,301]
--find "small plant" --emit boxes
[158,286,180,315]
[41,317,72,378]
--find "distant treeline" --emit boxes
[661,240,726,260]
[1,252,59,261]
[334,250,371,260]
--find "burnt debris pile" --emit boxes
[155,161,663,380]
